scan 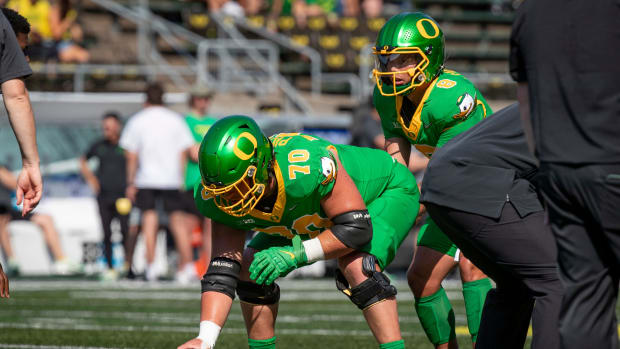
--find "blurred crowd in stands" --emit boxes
[1,0,89,63]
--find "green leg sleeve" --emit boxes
[248,336,276,349]
[414,287,456,345]
[379,339,405,349]
[462,278,493,343]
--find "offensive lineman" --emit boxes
[372,12,493,349]
[178,115,420,349]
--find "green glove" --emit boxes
[249,235,308,285]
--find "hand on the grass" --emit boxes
[16,162,42,216]
[0,263,9,298]
[177,338,210,349]
[249,235,308,285]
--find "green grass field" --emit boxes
[1,278,528,349]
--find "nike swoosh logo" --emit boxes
[279,250,295,259]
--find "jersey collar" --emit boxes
[396,77,439,141]
[248,160,286,223]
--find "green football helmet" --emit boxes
[198,115,274,217]
[372,12,445,96]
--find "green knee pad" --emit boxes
[462,278,492,343]
[379,339,405,349]
[414,287,456,345]
[248,336,276,349]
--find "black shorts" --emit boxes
[181,189,202,217]
[135,188,184,213]
[0,204,32,221]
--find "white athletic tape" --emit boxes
[197,321,221,349]
[454,249,461,262]
[302,238,325,263]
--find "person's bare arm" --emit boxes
[125,150,138,202]
[0,167,17,190]
[177,221,246,349]
[517,82,536,155]
[2,79,42,215]
[384,136,411,167]
[49,4,76,40]
[2,79,39,166]
[189,144,200,163]
[314,151,367,260]
[79,156,100,194]
[0,263,8,298]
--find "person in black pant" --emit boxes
[510,1,620,348]
[420,103,563,349]
[80,112,133,281]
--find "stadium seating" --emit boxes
[20,0,515,93]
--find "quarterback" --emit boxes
[372,12,493,349]
[178,115,420,349]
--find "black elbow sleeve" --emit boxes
[330,209,373,250]
[201,257,241,299]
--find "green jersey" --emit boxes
[184,114,217,190]
[194,132,398,240]
[374,69,492,157]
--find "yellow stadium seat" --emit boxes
[278,16,295,31]
[189,14,209,29]
[308,16,326,31]
[247,15,265,27]
[339,17,359,31]
[366,17,386,32]
[326,53,346,69]
[349,35,370,50]
[291,34,310,47]
[319,35,340,50]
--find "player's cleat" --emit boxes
[6,258,20,277]
[175,263,199,285]
[99,269,119,282]
[52,259,82,275]
[145,264,160,282]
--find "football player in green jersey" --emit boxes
[178,115,420,349]
[372,12,493,349]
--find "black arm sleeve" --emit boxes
[330,210,373,250]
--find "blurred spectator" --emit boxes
[1,6,41,298]
[0,165,79,275]
[1,9,43,232]
[182,84,216,270]
[206,0,245,18]
[349,97,383,149]
[48,0,89,63]
[120,82,197,283]
[7,0,89,63]
[6,0,56,61]
[80,112,132,282]
[361,0,382,18]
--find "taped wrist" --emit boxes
[197,320,221,349]
[330,210,372,250]
[201,257,241,299]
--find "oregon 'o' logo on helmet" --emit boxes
[233,132,258,160]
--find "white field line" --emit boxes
[9,279,463,292]
[0,322,434,338]
[0,345,133,349]
[3,309,469,324]
[64,290,463,302]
